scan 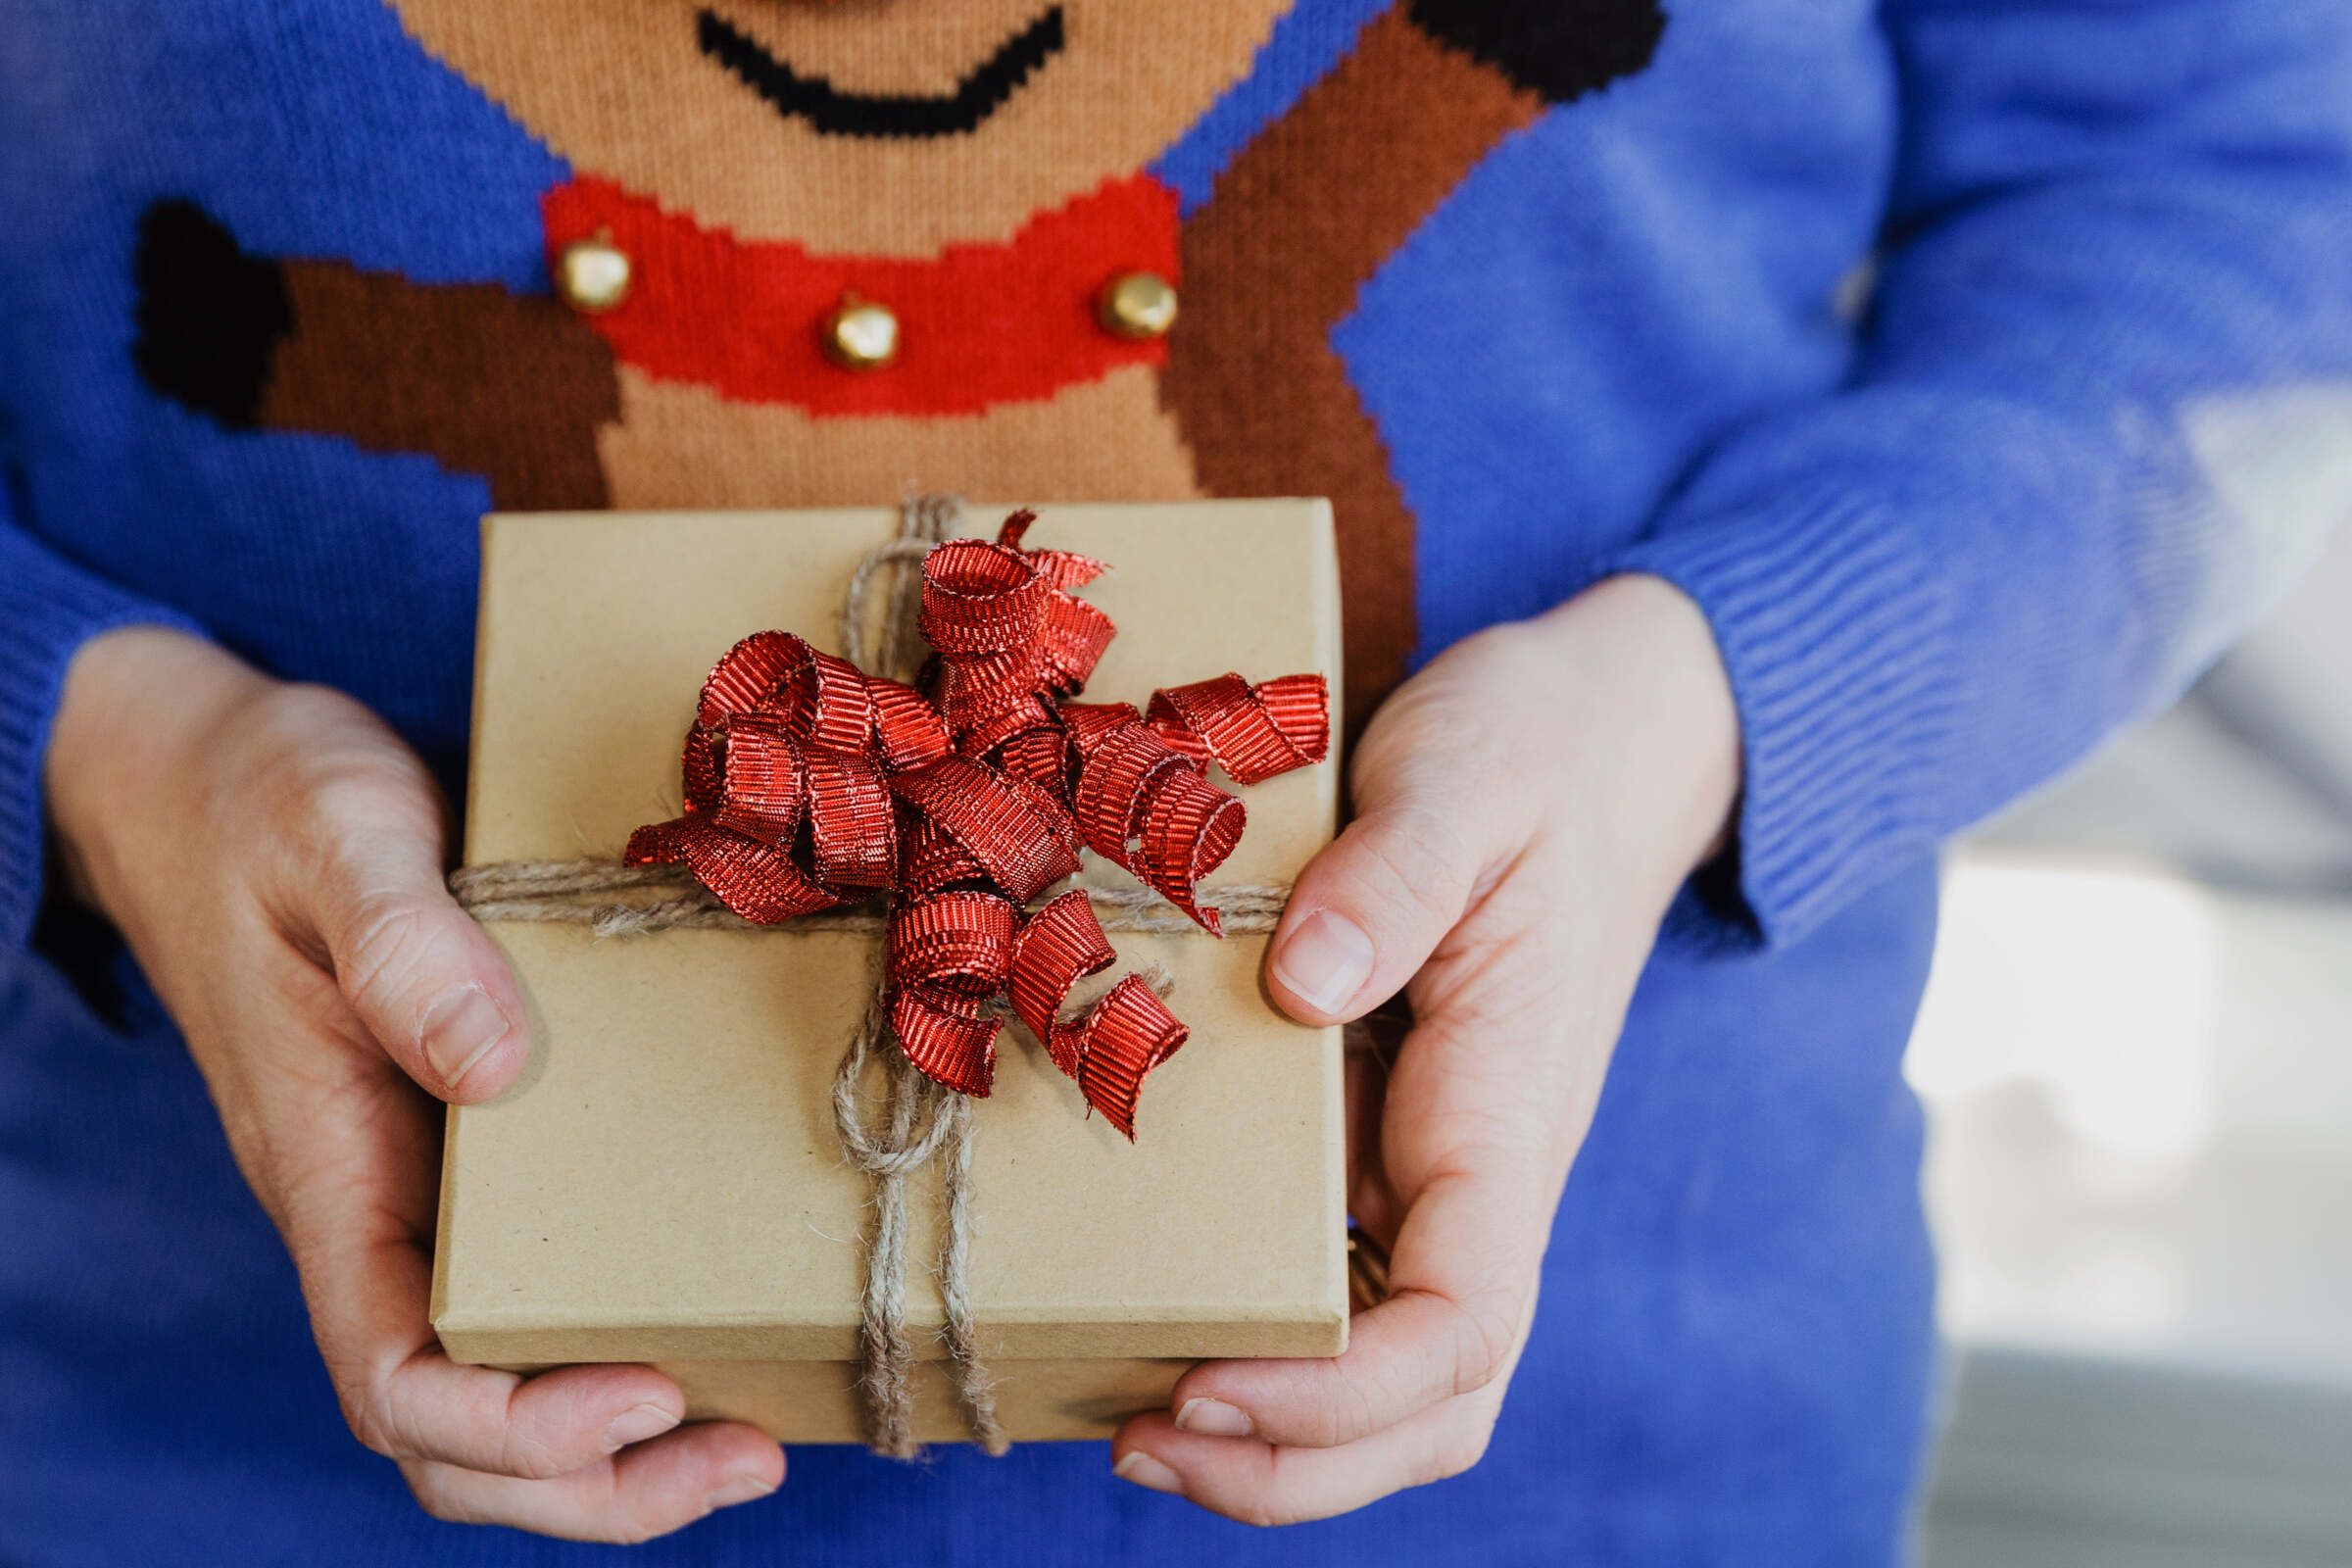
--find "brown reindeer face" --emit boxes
[387,0,1292,253]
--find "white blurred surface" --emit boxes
[1914,520,2352,1565]
[1914,853,2352,1384]
[1912,857,2352,1566]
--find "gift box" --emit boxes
[430,501,1348,1446]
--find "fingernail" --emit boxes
[1114,1451,1183,1494]
[421,985,514,1091]
[1175,1396,1255,1437]
[1272,909,1374,1015]
[604,1401,680,1450]
[705,1468,778,1511]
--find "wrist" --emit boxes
[1526,573,1741,895]
[44,626,271,919]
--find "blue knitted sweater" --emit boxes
[3,2,2349,1563]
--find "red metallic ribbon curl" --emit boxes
[625,510,1330,1139]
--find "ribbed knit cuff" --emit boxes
[0,527,206,950]
[1593,487,1960,954]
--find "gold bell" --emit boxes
[822,296,901,370]
[554,237,632,314]
[1098,270,1178,340]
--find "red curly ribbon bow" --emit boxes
[625,511,1329,1139]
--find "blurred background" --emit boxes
[1912,524,2352,1565]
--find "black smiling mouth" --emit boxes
[696,5,1066,139]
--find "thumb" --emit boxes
[303,788,531,1104]
[1266,797,1491,1026]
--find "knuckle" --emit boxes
[608,1511,671,1547]
[336,892,449,1017]
[243,695,403,812]
[403,1467,471,1525]
[1381,800,1475,882]
[242,713,435,863]
[1453,1328,1507,1399]
[1340,804,1479,927]
[1294,1393,1359,1451]
[345,1388,410,1461]
[340,1355,435,1466]
[1221,1454,1299,1529]
[306,782,436,874]
[1357,642,1544,783]
[1432,1290,1512,1398]
[1232,1490,1294,1531]
[592,1472,666,1545]
[498,1423,573,1482]
[1419,1421,1496,1486]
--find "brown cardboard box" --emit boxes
[430,501,1348,1445]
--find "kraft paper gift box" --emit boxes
[430,500,1348,1446]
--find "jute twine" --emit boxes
[450,497,1292,1457]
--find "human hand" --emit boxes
[43,628,785,1542]
[1110,574,1741,1522]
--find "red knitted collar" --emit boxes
[541,173,1179,418]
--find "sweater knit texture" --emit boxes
[3,1,2351,1563]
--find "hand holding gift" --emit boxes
[40,628,786,1542]
[45,505,1739,1544]
[1111,574,1741,1524]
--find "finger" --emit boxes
[303,779,531,1102]
[277,1064,688,1480]
[1111,1386,1505,1527]
[314,1194,695,1477]
[361,1348,700,1480]
[1265,797,1492,1026]
[1167,1151,1549,1450]
[403,1421,784,1544]
[1173,939,1584,1450]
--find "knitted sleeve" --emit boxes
[1602,0,2352,952]
[0,502,207,949]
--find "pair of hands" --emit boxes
[43,574,1738,1542]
